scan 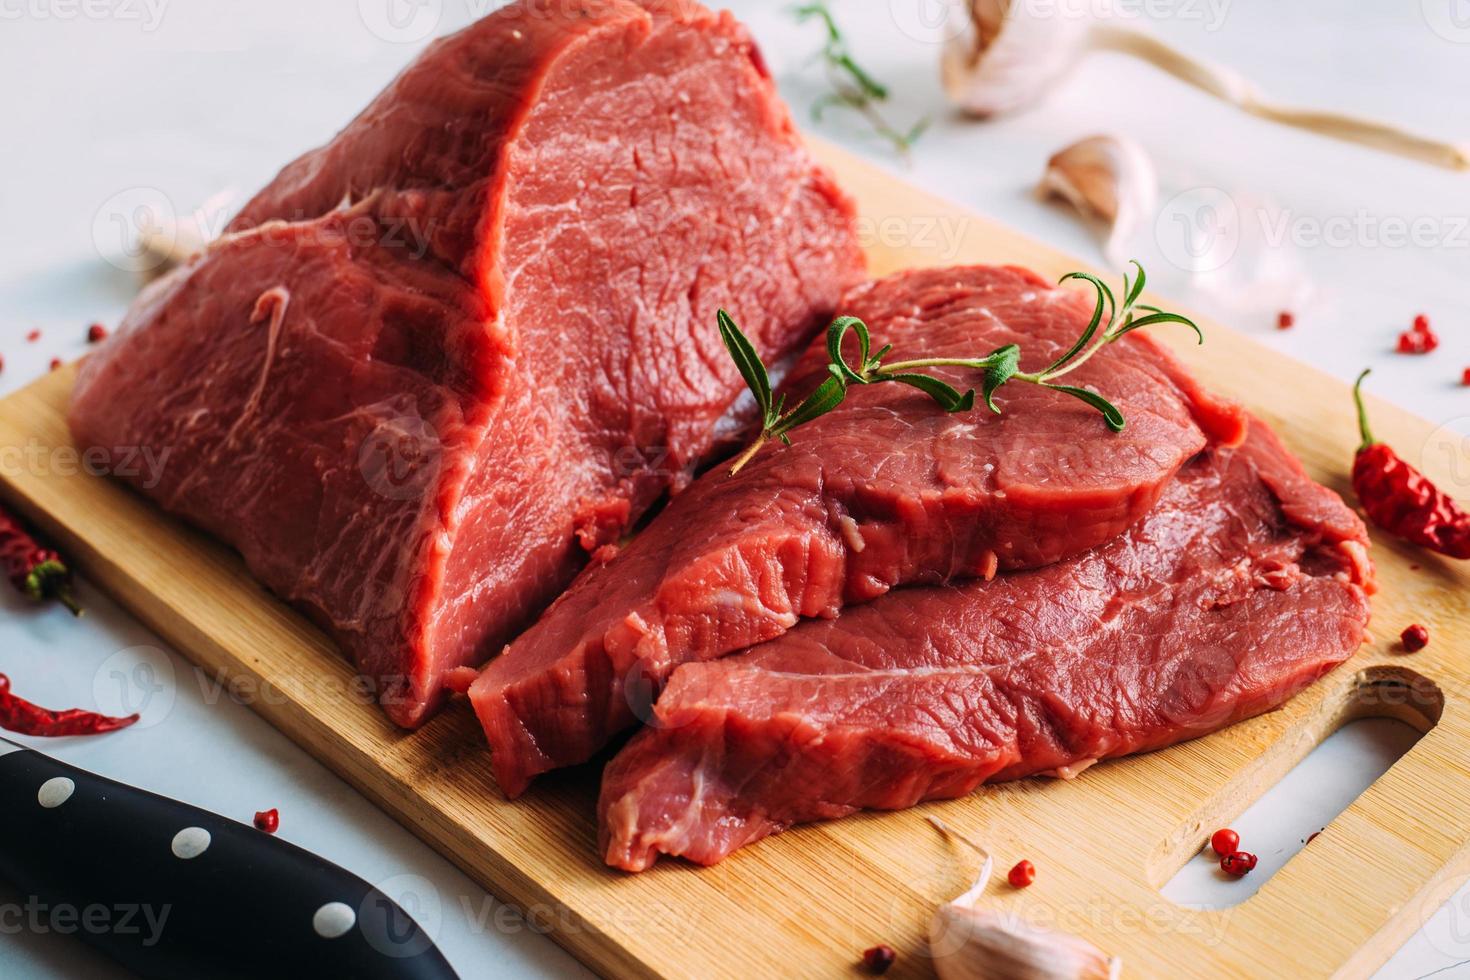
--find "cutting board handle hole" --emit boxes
[1344,665,1444,731]
[1158,666,1439,908]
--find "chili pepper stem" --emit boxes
[55,587,84,618]
[1353,368,1376,449]
[25,560,83,617]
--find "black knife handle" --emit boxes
[0,744,459,980]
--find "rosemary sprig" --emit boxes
[718,262,1202,475]
[794,1,930,158]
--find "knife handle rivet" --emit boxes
[37,777,75,809]
[312,901,357,939]
[170,826,211,860]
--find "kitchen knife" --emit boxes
[0,736,460,979]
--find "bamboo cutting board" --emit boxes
[1,142,1468,979]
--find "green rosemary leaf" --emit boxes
[980,343,1021,414]
[771,374,848,436]
[717,309,773,424]
[1045,384,1127,432]
[1046,272,1114,375]
[835,53,889,101]
[1123,259,1146,310]
[1113,308,1204,345]
[884,372,976,413]
[793,2,840,43]
[794,0,925,158]
[827,315,873,384]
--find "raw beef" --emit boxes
[471,265,1246,796]
[68,0,864,726]
[599,420,1374,870]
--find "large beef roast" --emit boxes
[598,420,1374,871]
[471,265,1247,796]
[68,0,864,726]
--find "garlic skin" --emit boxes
[927,818,1121,980]
[1038,135,1157,267]
[942,0,1102,117]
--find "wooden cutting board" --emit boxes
[1,142,1467,979]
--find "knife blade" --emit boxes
[0,736,460,979]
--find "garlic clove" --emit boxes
[930,904,1122,980]
[941,0,1100,117]
[1038,135,1157,268]
[927,816,1121,980]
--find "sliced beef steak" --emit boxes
[68,0,864,726]
[471,265,1247,796]
[599,420,1374,871]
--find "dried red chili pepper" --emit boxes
[87,323,109,344]
[0,506,83,615]
[0,674,137,736]
[1352,370,1470,558]
[1276,311,1294,330]
[254,808,280,833]
[861,944,896,974]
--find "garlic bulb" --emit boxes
[927,818,1121,980]
[941,1,1467,170]
[138,220,206,282]
[135,187,237,283]
[1038,136,1157,267]
[942,0,1098,118]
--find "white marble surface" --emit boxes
[0,2,1467,977]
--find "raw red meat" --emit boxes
[599,420,1374,870]
[67,0,864,726]
[471,265,1247,796]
